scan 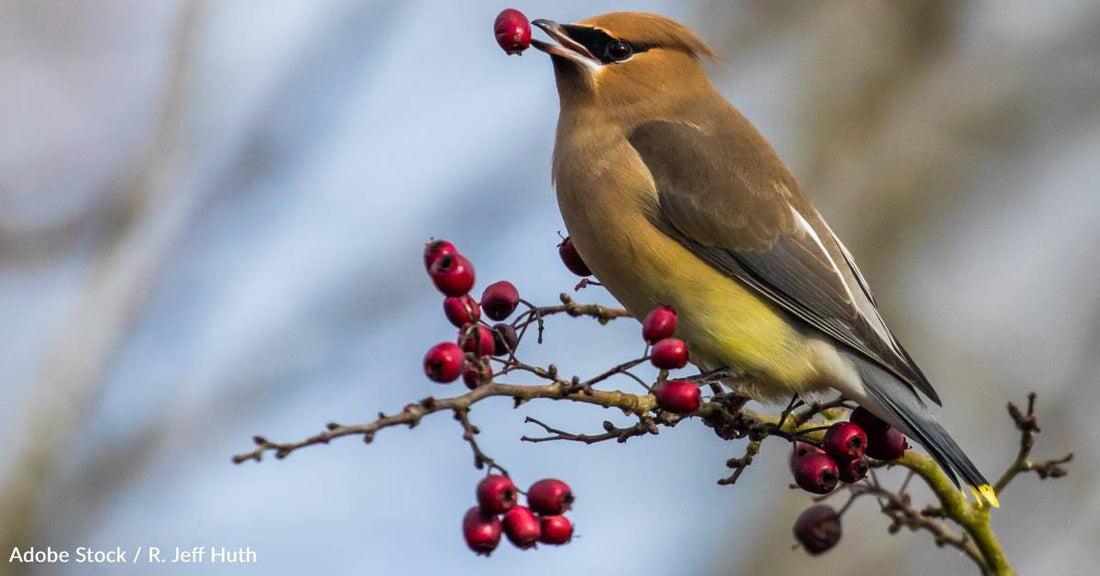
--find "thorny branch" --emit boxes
[234,295,1070,576]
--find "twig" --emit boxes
[521,416,655,444]
[717,439,761,485]
[849,481,986,570]
[774,394,804,432]
[233,381,659,464]
[582,357,649,389]
[794,397,856,425]
[454,408,506,475]
[993,392,1073,495]
[512,293,631,344]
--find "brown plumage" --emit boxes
[576,12,718,60]
[530,11,995,505]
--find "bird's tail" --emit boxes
[854,358,999,508]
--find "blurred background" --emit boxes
[2,1,1098,575]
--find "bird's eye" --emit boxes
[606,41,633,62]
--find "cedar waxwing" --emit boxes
[531,12,998,507]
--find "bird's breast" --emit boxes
[552,129,658,309]
[551,127,822,393]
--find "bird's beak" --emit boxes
[531,19,601,70]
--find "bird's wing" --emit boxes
[628,119,940,404]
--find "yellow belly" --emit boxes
[563,202,823,397]
[552,127,827,399]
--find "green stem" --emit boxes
[710,407,1014,576]
[898,452,1014,576]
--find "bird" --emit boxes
[529,11,998,508]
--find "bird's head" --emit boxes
[532,12,718,113]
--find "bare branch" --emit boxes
[233,380,658,464]
[717,439,761,486]
[454,408,506,474]
[849,481,987,570]
[512,293,631,344]
[993,392,1074,495]
[521,416,655,444]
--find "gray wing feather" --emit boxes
[629,118,940,405]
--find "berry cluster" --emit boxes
[789,407,910,554]
[639,305,703,414]
[423,236,598,388]
[423,240,583,556]
[422,240,525,388]
[465,476,575,556]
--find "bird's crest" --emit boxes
[577,12,718,61]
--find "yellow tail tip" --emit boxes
[979,485,1000,508]
[969,484,1000,508]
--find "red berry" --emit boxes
[837,455,869,483]
[823,422,867,461]
[642,306,677,343]
[655,380,700,414]
[424,239,457,271]
[429,253,475,296]
[459,324,496,357]
[793,452,839,494]
[463,507,502,556]
[424,342,465,383]
[443,295,480,327]
[789,441,825,474]
[850,406,889,436]
[481,281,520,321]
[463,360,493,389]
[527,479,573,515]
[538,515,573,545]
[491,323,519,356]
[494,9,531,55]
[476,475,517,515]
[650,338,689,370]
[502,506,541,549]
[793,504,841,555]
[558,236,592,277]
[850,407,908,460]
[866,426,909,460]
